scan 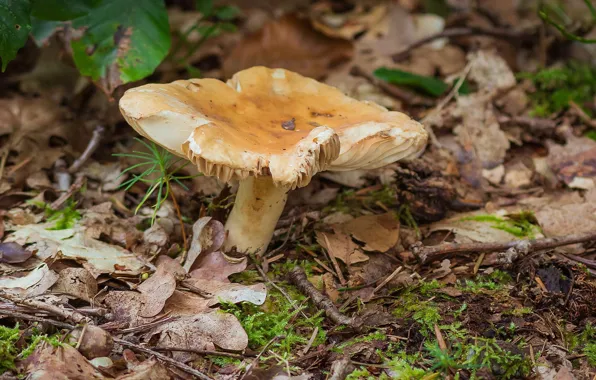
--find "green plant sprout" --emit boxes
[115,138,198,248]
[539,0,596,44]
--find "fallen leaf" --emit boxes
[0,264,59,297]
[184,217,225,273]
[548,136,596,189]
[7,223,148,277]
[81,162,126,191]
[309,2,388,40]
[51,267,98,302]
[322,272,340,303]
[504,161,533,189]
[20,341,105,380]
[0,242,32,263]
[189,250,247,282]
[137,256,184,318]
[71,325,114,359]
[429,212,523,244]
[316,231,369,264]
[149,312,248,362]
[223,14,353,79]
[81,202,143,250]
[116,357,172,380]
[182,278,267,307]
[340,213,400,252]
[467,50,516,93]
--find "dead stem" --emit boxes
[167,181,188,258]
[287,266,358,327]
[412,230,596,264]
[68,125,105,173]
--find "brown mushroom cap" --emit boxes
[119,67,427,188]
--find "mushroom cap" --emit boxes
[119,67,427,188]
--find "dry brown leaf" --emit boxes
[189,250,247,282]
[547,134,596,190]
[0,264,59,298]
[20,342,105,380]
[316,231,369,264]
[116,357,172,380]
[137,256,184,318]
[310,1,388,40]
[149,312,248,362]
[182,277,267,307]
[223,14,353,79]
[340,213,400,252]
[428,211,524,244]
[51,267,98,302]
[184,217,225,273]
[322,272,340,303]
[81,202,143,250]
[0,242,32,264]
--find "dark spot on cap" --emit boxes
[281,118,296,131]
[311,111,333,118]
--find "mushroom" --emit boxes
[119,67,428,254]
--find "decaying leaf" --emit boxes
[51,267,98,302]
[116,357,172,380]
[183,277,267,307]
[340,213,400,252]
[7,223,148,277]
[428,212,524,244]
[0,241,33,263]
[0,264,59,298]
[81,202,143,250]
[71,325,114,359]
[189,250,247,282]
[547,135,596,190]
[20,342,105,380]
[149,312,248,362]
[316,231,369,264]
[309,1,388,40]
[137,256,184,318]
[183,217,225,273]
[223,14,353,79]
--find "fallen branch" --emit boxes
[0,308,75,329]
[350,66,434,107]
[1,294,92,325]
[69,124,106,173]
[287,267,358,327]
[114,338,213,380]
[411,231,596,264]
[392,26,535,61]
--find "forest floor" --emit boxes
[1,0,596,379]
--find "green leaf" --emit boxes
[215,5,240,20]
[195,0,213,16]
[70,0,171,94]
[0,0,31,71]
[30,0,99,21]
[30,17,62,46]
[374,67,468,97]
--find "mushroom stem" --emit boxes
[224,176,289,254]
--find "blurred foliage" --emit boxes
[519,62,596,117]
[374,67,470,97]
[539,0,596,44]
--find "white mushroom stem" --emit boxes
[224,176,289,254]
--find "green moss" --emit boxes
[0,325,66,374]
[228,270,261,284]
[207,355,242,367]
[221,287,325,358]
[457,271,512,294]
[461,212,541,238]
[519,62,596,117]
[346,368,376,380]
[584,343,596,366]
[335,331,387,351]
[393,293,441,336]
[505,307,533,317]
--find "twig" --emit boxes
[372,266,403,294]
[350,66,434,107]
[239,335,282,380]
[392,26,535,61]
[301,326,319,355]
[497,115,558,132]
[1,294,92,325]
[114,337,213,380]
[153,346,248,360]
[68,125,105,173]
[322,234,347,286]
[569,100,596,128]
[0,308,75,329]
[50,175,85,210]
[411,230,596,264]
[287,267,357,327]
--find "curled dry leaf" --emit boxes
[0,264,59,298]
[316,231,369,264]
[189,250,247,282]
[339,213,400,252]
[183,277,267,307]
[309,1,388,40]
[137,256,184,318]
[20,342,105,380]
[51,267,98,302]
[7,223,148,277]
[183,217,225,273]
[223,14,353,79]
[150,312,248,362]
[0,241,33,264]
[81,202,143,250]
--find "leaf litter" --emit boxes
[1,1,596,379]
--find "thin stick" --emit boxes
[301,326,319,355]
[0,308,75,329]
[239,335,282,380]
[392,26,534,61]
[255,263,308,319]
[68,125,105,173]
[114,337,213,380]
[1,294,91,325]
[287,267,355,326]
[412,231,596,264]
[372,266,403,294]
[50,175,85,210]
[153,346,248,360]
[322,234,347,286]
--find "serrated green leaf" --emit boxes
[374,67,469,97]
[31,0,99,21]
[70,0,171,94]
[0,0,31,71]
